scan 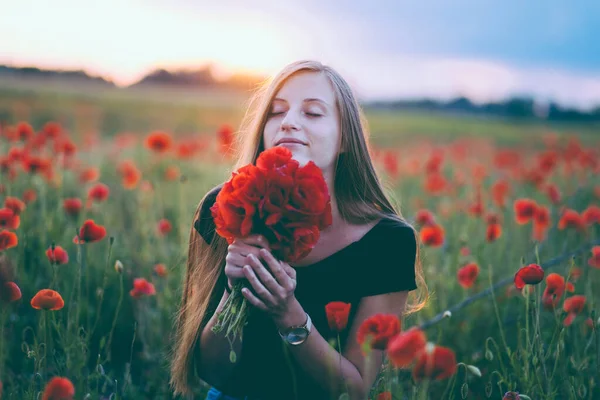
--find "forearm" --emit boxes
[197,290,243,386]
[274,302,367,400]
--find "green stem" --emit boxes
[104,273,124,363]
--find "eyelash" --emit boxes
[268,111,322,118]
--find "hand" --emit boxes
[241,248,297,320]
[224,234,270,291]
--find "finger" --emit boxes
[259,249,294,290]
[224,264,245,280]
[236,234,271,251]
[284,264,296,280]
[229,242,265,259]
[241,286,268,311]
[247,255,285,299]
[225,252,248,267]
[242,263,277,305]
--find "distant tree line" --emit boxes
[1,64,599,122]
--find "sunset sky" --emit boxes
[2,0,599,109]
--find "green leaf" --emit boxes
[229,350,237,363]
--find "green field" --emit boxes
[0,80,599,400]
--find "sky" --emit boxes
[2,0,600,109]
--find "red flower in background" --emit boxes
[491,179,511,208]
[4,196,26,216]
[588,246,600,269]
[16,122,34,141]
[0,230,18,251]
[118,160,142,189]
[1,281,21,303]
[457,262,480,289]
[424,173,447,195]
[503,392,521,400]
[420,224,444,247]
[157,219,172,235]
[46,246,69,265]
[563,295,586,326]
[415,209,436,226]
[377,392,392,400]
[130,278,156,298]
[42,376,75,400]
[514,198,538,225]
[558,209,586,232]
[145,131,173,153]
[582,205,600,225]
[386,327,427,368]
[73,220,106,244]
[154,264,168,277]
[486,223,502,242]
[544,183,561,205]
[412,344,457,381]
[164,165,180,181]
[357,314,401,351]
[63,198,82,217]
[514,264,544,290]
[325,301,351,332]
[22,189,37,204]
[0,208,20,230]
[542,273,567,310]
[78,167,100,184]
[31,289,65,310]
[87,183,110,203]
[217,124,235,156]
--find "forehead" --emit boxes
[274,71,336,105]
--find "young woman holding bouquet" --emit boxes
[171,60,428,400]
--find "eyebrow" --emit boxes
[273,97,329,106]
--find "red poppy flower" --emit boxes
[542,273,567,310]
[514,264,544,290]
[0,208,20,230]
[0,230,18,251]
[414,210,435,226]
[386,327,427,368]
[130,278,156,298]
[118,160,142,189]
[42,376,75,400]
[22,155,52,176]
[154,264,168,277]
[217,124,235,156]
[544,183,561,205]
[491,179,511,209]
[22,189,37,204]
[513,198,538,225]
[73,220,106,244]
[424,173,447,195]
[457,262,480,289]
[16,122,34,141]
[164,165,180,181]
[63,198,82,217]
[4,196,26,216]
[420,224,444,247]
[588,246,600,269]
[31,289,65,310]
[582,205,600,225]
[569,267,582,282]
[486,223,502,242]
[383,151,399,178]
[78,167,100,184]
[325,301,351,332]
[412,344,457,381]
[46,246,69,265]
[43,121,62,138]
[563,295,586,326]
[356,314,401,351]
[1,281,22,302]
[145,131,173,153]
[157,219,172,235]
[558,209,586,232]
[503,392,521,400]
[377,392,392,400]
[87,183,110,203]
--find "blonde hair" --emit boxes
[169,60,429,395]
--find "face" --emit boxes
[263,71,341,173]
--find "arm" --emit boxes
[273,291,409,399]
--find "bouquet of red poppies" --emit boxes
[210,146,332,360]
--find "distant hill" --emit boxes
[1,63,599,123]
[130,64,266,91]
[0,65,116,86]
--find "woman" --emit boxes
[170,60,428,400]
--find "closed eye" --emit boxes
[305,112,322,117]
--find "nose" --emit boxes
[280,111,300,132]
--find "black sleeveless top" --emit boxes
[194,186,418,400]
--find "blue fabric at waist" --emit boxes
[205,386,262,400]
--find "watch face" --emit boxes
[286,328,308,345]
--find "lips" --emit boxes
[275,138,307,146]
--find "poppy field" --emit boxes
[0,87,599,400]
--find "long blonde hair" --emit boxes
[169,60,428,395]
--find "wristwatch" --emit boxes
[278,313,312,346]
